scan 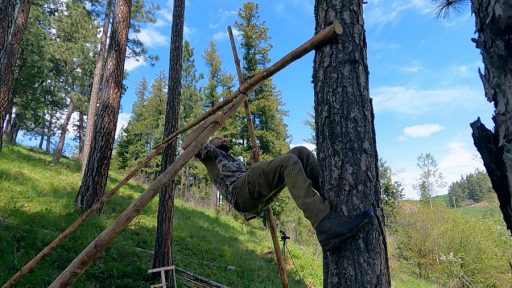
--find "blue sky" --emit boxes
[18,0,493,199]
[119,0,493,199]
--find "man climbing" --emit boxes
[181,114,374,251]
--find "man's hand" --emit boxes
[249,148,260,165]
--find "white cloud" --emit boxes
[399,62,424,73]
[135,28,167,48]
[439,141,483,185]
[372,86,479,115]
[124,57,146,72]
[364,0,432,30]
[184,25,195,40]
[213,27,240,41]
[403,124,444,138]
[209,9,237,29]
[116,113,131,138]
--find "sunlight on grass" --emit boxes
[0,145,323,287]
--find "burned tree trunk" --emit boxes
[152,0,185,283]
[75,0,132,210]
[469,0,512,233]
[313,0,390,286]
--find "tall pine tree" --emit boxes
[234,2,288,158]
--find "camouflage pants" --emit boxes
[235,146,330,227]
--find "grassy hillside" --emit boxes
[0,145,321,287]
[2,145,509,287]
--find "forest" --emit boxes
[1,0,511,287]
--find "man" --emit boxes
[181,114,374,251]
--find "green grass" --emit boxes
[0,145,321,287]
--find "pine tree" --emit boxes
[75,0,132,210]
[234,2,288,158]
[313,0,390,285]
[0,0,32,151]
[153,0,185,279]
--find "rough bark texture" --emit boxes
[52,100,75,164]
[82,0,113,170]
[152,0,184,281]
[0,0,15,58]
[0,0,31,152]
[470,0,512,233]
[78,111,84,156]
[313,0,390,286]
[75,0,131,210]
[46,114,53,153]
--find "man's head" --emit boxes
[210,137,230,153]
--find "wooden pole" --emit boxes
[227,25,288,288]
[13,23,341,288]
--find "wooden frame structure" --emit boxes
[2,22,342,288]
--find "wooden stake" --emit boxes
[227,25,288,288]
[15,23,341,288]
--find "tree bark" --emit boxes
[75,0,131,210]
[52,100,75,164]
[77,111,84,157]
[470,0,512,233]
[82,0,113,170]
[46,113,53,153]
[152,0,185,283]
[0,0,31,152]
[313,0,390,286]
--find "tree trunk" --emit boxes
[46,113,53,153]
[75,0,131,210]
[3,99,13,136]
[313,0,390,286]
[78,111,84,157]
[0,0,31,152]
[38,129,44,149]
[52,100,75,164]
[82,0,113,170]
[152,0,185,283]
[470,0,512,233]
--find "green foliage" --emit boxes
[379,159,404,227]
[116,72,167,179]
[447,170,494,207]
[394,202,512,287]
[415,153,445,207]
[234,1,288,158]
[0,145,322,287]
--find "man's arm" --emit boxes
[181,113,224,151]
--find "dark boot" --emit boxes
[315,210,374,251]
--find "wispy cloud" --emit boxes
[402,124,444,138]
[364,0,432,30]
[372,86,479,115]
[116,113,131,138]
[135,28,167,48]
[124,57,146,72]
[209,9,237,29]
[439,141,483,185]
[213,27,240,41]
[398,61,424,73]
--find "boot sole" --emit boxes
[320,217,371,251]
